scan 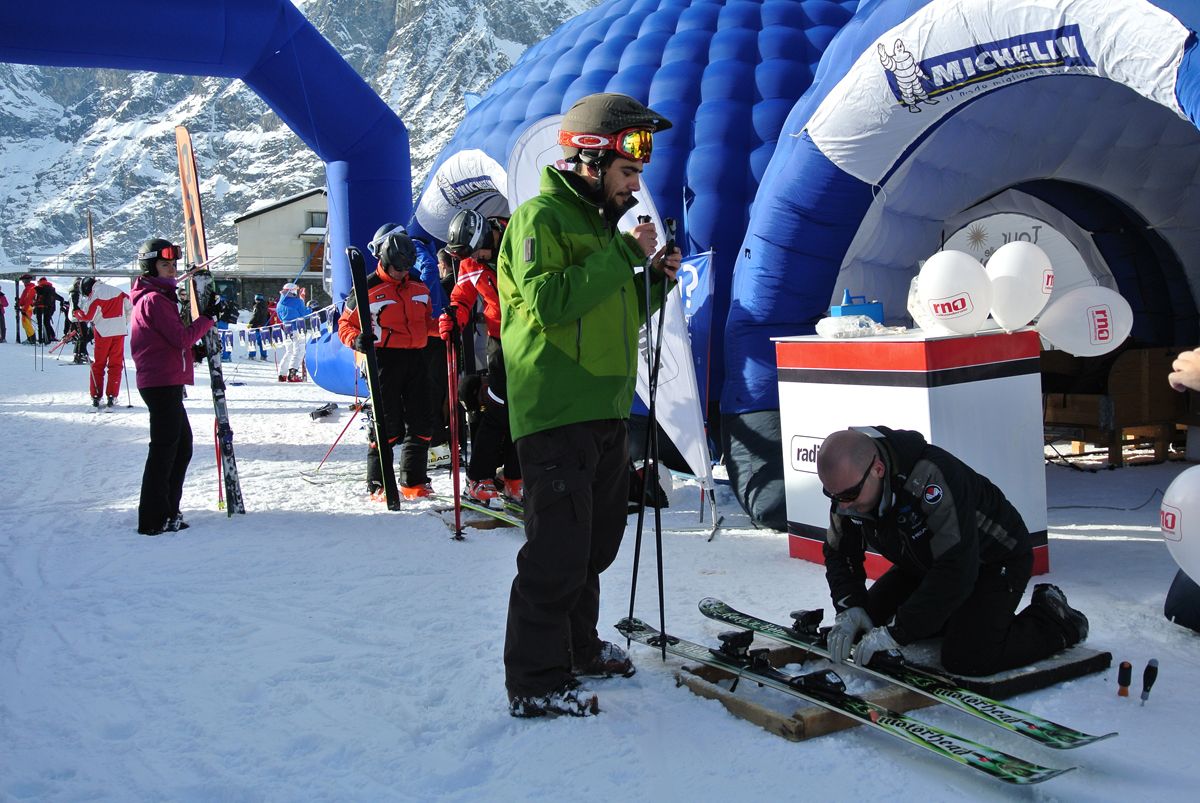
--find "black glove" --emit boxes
[202,297,226,319]
[192,342,208,363]
[352,330,375,353]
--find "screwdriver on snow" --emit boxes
[1141,659,1159,706]
[1117,661,1131,697]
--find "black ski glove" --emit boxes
[202,297,226,319]
[352,330,375,353]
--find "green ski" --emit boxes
[698,597,1116,750]
[616,616,1073,786]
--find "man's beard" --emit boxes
[602,191,638,223]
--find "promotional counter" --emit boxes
[775,329,1049,578]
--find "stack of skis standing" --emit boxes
[175,125,244,516]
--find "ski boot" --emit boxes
[573,641,636,679]
[400,483,434,500]
[1032,584,1089,646]
[106,396,116,408]
[509,677,599,719]
[502,478,524,505]
[466,478,501,504]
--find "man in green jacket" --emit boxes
[499,93,680,718]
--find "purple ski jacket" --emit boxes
[129,276,214,389]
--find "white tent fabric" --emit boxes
[941,189,1114,298]
[414,149,509,241]
[806,0,1189,184]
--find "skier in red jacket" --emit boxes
[338,223,438,501]
[439,209,521,505]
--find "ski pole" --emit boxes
[123,363,133,407]
[310,402,362,474]
[648,218,677,657]
[445,306,464,540]
[626,215,677,659]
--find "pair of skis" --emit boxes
[617,598,1116,785]
[175,126,244,516]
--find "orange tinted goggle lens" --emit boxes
[616,128,653,162]
[158,245,184,261]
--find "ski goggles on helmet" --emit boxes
[141,244,185,262]
[558,127,655,163]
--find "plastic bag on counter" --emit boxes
[815,314,908,339]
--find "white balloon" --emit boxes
[986,241,1053,331]
[916,250,992,335]
[1162,466,1200,583]
[1035,285,1132,356]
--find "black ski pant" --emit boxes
[865,549,1068,676]
[35,307,55,343]
[504,419,629,698]
[467,337,520,483]
[425,338,450,447]
[137,385,193,532]
[0,307,7,341]
[368,346,432,489]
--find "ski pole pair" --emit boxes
[626,216,678,660]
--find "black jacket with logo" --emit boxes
[823,427,1031,644]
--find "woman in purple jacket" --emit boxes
[129,238,218,536]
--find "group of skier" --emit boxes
[70,91,1091,721]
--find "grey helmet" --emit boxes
[446,209,487,259]
[558,92,672,165]
[368,222,416,271]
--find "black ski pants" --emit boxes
[369,346,432,489]
[467,337,520,483]
[504,419,629,698]
[35,307,55,343]
[137,385,193,532]
[865,549,1067,676]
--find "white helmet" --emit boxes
[281,282,300,295]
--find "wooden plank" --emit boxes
[675,645,935,742]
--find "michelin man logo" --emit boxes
[878,39,939,113]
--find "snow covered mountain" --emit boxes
[0,0,597,273]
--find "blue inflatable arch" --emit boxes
[0,0,409,310]
[722,0,1200,525]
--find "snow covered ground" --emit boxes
[1,335,1197,801]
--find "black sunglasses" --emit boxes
[822,456,876,503]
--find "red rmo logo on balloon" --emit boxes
[1042,270,1054,294]
[1088,304,1112,344]
[1161,503,1181,541]
[929,293,974,319]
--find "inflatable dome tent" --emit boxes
[412,0,860,519]
[427,0,1200,528]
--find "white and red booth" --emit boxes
[775,329,1049,578]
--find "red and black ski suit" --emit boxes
[445,254,520,485]
[339,264,438,490]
